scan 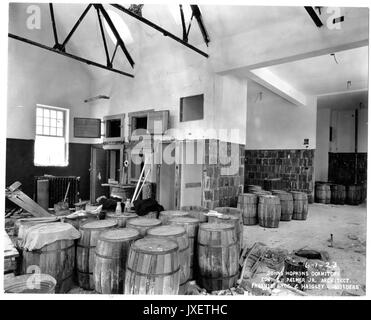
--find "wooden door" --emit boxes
[90,145,108,202]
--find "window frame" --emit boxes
[34,104,69,167]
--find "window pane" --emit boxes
[50,118,57,128]
[37,117,43,126]
[44,109,50,118]
[50,127,56,136]
[57,119,63,128]
[34,135,67,166]
[50,110,57,119]
[44,118,50,126]
[57,128,63,136]
[57,111,63,119]
[36,126,43,134]
[36,108,43,117]
[43,127,50,135]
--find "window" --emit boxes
[180,94,204,122]
[34,105,69,166]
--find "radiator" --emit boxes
[34,176,80,208]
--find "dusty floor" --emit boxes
[67,203,367,296]
[243,202,367,296]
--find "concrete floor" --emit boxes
[243,202,367,296]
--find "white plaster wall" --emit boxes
[245,80,317,150]
[7,3,95,144]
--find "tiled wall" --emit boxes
[202,140,245,209]
[328,152,367,185]
[244,149,315,202]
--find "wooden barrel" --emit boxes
[124,237,180,295]
[346,185,362,205]
[237,193,258,225]
[159,210,190,224]
[94,228,140,294]
[315,184,331,204]
[257,195,281,228]
[213,207,243,248]
[77,220,118,290]
[180,206,209,222]
[246,185,262,193]
[197,223,239,291]
[330,184,346,205]
[208,214,242,251]
[147,225,190,293]
[271,190,293,221]
[21,223,77,293]
[142,211,158,219]
[65,215,97,230]
[290,191,309,220]
[126,218,162,237]
[4,274,57,294]
[253,190,272,196]
[105,212,138,228]
[168,217,199,280]
[15,217,58,240]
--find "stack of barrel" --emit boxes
[238,185,309,229]
[315,181,365,206]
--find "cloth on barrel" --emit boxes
[19,222,80,251]
[133,198,164,217]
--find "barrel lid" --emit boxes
[271,189,287,194]
[168,216,200,225]
[80,219,117,230]
[160,210,189,217]
[106,212,137,218]
[181,206,209,213]
[4,274,57,293]
[240,193,257,197]
[147,225,186,237]
[99,228,139,242]
[200,222,234,232]
[132,237,178,254]
[127,218,162,227]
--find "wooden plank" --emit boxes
[6,189,52,217]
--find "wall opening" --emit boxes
[180,94,204,122]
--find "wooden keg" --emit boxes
[315,184,331,204]
[346,185,360,205]
[77,220,117,290]
[237,193,258,225]
[257,195,281,228]
[168,217,199,280]
[180,206,209,222]
[65,215,97,230]
[4,274,57,294]
[246,185,262,193]
[94,228,140,294]
[159,210,190,225]
[253,190,272,196]
[142,211,158,219]
[330,184,346,205]
[125,237,180,295]
[126,218,162,237]
[21,223,77,293]
[197,223,239,291]
[290,191,309,220]
[147,225,190,293]
[271,190,293,221]
[105,212,138,228]
[213,207,243,248]
[208,214,242,250]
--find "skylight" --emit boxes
[103,9,134,44]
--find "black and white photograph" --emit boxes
[0,0,369,300]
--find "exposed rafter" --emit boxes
[111,3,210,58]
[304,6,323,28]
[9,3,134,77]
